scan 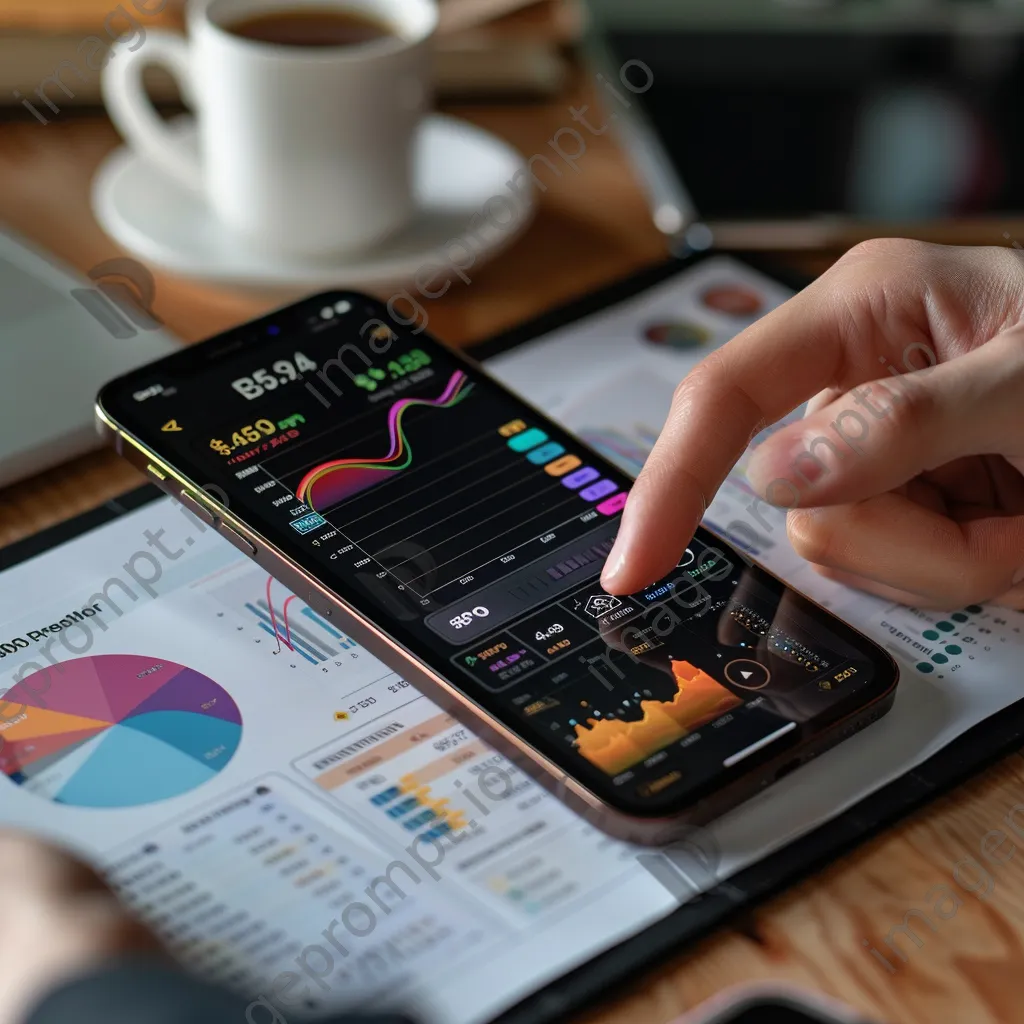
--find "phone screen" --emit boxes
[98,292,897,817]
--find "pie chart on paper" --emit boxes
[0,655,242,807]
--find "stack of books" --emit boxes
[435,0,581,99]
[1,0,581,120]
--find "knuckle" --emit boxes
[670,376,693,410]
[832,239,951,300]
[671,357,718,410]
[671,353,765,438]
[838,237,932,268]
[878,375,937,439]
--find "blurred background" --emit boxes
[4,0,1024,537]
[587,0,1024,247]
[9,0,1024,238]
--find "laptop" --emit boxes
[0,227,179,488]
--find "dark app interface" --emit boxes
[118,302,879,808]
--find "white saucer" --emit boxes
[92,114,535,292]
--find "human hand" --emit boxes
[0,832,163,1024]
[600,240,1024,609]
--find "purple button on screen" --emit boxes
[580,479,618,502]
[561,466,599,490]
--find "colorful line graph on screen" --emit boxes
[573,660,741,775]
[296,370,473,511]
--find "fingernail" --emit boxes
[746,441,794,494]
[750,435,830,496]
[792,442,826,484]
[1013,566,1024,586]
[601,540,627,591]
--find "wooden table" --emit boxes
[2,74,1023,1024]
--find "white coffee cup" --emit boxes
[102,0,438,256]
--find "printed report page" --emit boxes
[0,497,678,1024]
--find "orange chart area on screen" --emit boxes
[573,660,742,776]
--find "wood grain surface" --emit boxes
[1,70,1023,1024]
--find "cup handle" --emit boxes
[101,30,202,192]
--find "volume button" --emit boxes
[146,463,167,482]
[218,522,257,557]
[178,490,216,526]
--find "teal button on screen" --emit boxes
[507,428,548,452]
[527,442,565,464]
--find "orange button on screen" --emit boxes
[544,455,581,477]
[498,419,527,438]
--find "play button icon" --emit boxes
[724,659,771,690]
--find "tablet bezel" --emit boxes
[4,252,1020,1024]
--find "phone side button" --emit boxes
[178,490,216,526]
[218,522,257,557]
[145,463,167,482]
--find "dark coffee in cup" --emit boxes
[227,7,395,48]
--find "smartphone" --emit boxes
[96,291,899,845]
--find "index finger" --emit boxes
[598,253,899,594]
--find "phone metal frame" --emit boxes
[94,295,898,847]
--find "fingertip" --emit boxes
[599,561,658,596]
[600,489,699,594]
[600,539,686,595]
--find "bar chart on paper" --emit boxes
[202,565,361,668]
[293,697,638,921]
[239,598,358,664]
[296,700,485,848]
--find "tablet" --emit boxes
[1,252,1022,1024]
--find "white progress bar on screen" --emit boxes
[722,722,797,768]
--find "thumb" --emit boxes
[746,328,1024,507]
